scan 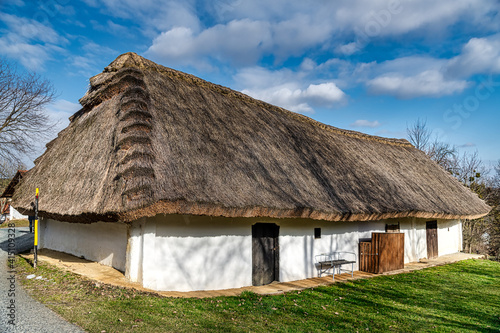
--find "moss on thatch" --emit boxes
[11,53,491,223]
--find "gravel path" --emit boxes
[0,226,84,333]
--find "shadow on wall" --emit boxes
[42,220,127,272]
[152,214,253,291]
[154,233,250,291]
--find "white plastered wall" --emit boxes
[277,218,439,282]
[278,220,386,282]
[400,218,427,263]
[36,215,462,292]
[9,205,28,220]
[125,215,463,292]
[126,214,253,292]
[39,218,128,271]
[6,199,28,220]
[437,219,463,256]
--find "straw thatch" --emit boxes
[11,53,491,223]
[1,170,27,198]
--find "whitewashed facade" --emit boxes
[38,215,463,292]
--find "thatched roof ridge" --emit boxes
[11,53,491,223]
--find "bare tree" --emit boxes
[0,159,26,179]
[0,58,56,176]
[494,160,500,188]
[406,118,431,151]
[449,150,486,187]
[426,139,457,173]
[406,119,457,172]
[406,119,499,255]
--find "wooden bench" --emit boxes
[315,252,357,280]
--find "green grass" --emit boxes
[0,219,29,228]
[15,257,500,332]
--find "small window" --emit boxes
[314,228,321,239]
[385,223,400,233]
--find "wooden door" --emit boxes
[359,233,404,274]
[426,220,438,259]
[252,223,279,286]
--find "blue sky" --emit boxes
[1,0,499,169]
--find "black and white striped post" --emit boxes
[34,188,39,268]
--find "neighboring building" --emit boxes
[1,170,28,221]
[12,53,491,292]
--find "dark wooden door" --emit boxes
[426,220,438,259]
[252,223,279,286]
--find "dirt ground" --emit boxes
[21,249,484,298]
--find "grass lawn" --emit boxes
[0,219,29,228]
[15,257,500,332]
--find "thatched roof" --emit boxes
[12,53,490,223]
[1,170,27,198]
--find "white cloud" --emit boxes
[0,13,65,44]
[303,83,346,104]
[0,13,67,70]
[458,142,476,148]
[350,120,381,128]
[80,0,500,77]
[335,42,360,55]
[236,67,346,113]
[367,70,468,99]
[146,20,272,67]
[359,33,500,99]
[0,40,51,70]
[147,15,334,67]
[446,34,500,78]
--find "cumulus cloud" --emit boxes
[360,33,500,99]
[367,70,468,99]
[243,83,346,113]
[143,0,499,65]
[446,34,500,78]
[350,120,381,128]
[355,55,469,98]
[147,20,272,67]
[236,67,346,113]
[146,14,333,67]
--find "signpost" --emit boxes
[34,188,39,268]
